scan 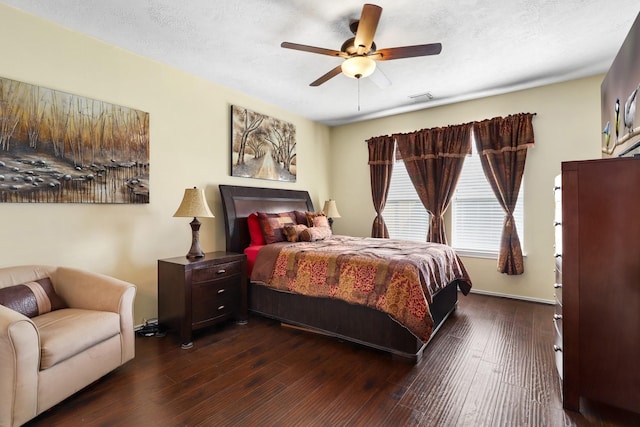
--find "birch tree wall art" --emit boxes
[231,105,296,182]
[0,76,149,203]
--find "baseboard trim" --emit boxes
[134,318,158,331]
[467,288,554,305]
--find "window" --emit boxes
[451,143,524,257]
[383,160,430,242]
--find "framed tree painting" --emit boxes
[231,105,296,182]
[0,76,149,203]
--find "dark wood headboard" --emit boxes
[219,185,315,253]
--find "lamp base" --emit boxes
[186,217,205,259]
[186,252,205,260]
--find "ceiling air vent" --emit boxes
[408,92,434,103]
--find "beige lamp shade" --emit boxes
[173,187,214,218]
[322,199,341,218]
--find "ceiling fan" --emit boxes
[281,3,442,87]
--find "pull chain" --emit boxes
[357,77,361,112]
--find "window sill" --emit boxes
[454,249,527,260]
[454,249,498,259]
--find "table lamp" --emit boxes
[322,199,341,229]
[173,187,215,259]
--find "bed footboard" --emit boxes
[248,280,459,363]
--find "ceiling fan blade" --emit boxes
[310,65,343,86]
[354,4,382,54]
[281,42,345,58]
[369,65,392,89]
[373,43,442,60]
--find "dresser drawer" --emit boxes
[191,261,243,283]
[554,224,562,256]
[553,303,563,333]
[555,262,562,284]
[553,176,562,221]
[553,318,563,379]
[554,282,562,305]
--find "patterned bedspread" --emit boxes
[251,235,472,342]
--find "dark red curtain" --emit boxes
[367,136,395,238]
[473,113,535,275]
[394,123,472,244]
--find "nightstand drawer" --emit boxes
[192,261,243,283]
[191,279,240,324]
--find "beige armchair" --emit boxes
[0,265,136,427]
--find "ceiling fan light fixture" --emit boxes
[281,4,441,87]
[341,56,376,79]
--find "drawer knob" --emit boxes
[554,221,562,226]
[553,314,562,320]
[553,345,562,352]
[553,283,562,289]
[217,288,226,294]
[218,305,225,310]
[554,253,562,258]
[217,269,227,274]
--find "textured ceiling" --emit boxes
[2,1,639,126]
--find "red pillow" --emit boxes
[247,213,266,246]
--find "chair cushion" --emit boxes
[33,308,120,370]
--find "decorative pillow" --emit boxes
[305,211,329,227]
[247,213,266,246]
[312,215,330,228]
[0,278,67,318]
[299,226,332,242]
[257,211,298,244]
[283,224,308,242]
[293,211,308,225]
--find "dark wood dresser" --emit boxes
[561,157,640,413]
[552,175,563,380]
[158,251,247,348]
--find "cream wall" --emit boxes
[0,4,608,320]
[330,76,603,302]
[0,5,332,325]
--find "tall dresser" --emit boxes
[552,175,563,380]
[560,157,640,413]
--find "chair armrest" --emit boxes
[50,267,137,363]
[50,267,135,313]
[0,306,39,427]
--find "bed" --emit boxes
[219,184,472,363]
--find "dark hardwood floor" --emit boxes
[25,293,640,426]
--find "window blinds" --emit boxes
[383,160,430,242]
[452,146,524,256]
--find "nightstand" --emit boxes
[158,251,247,348]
